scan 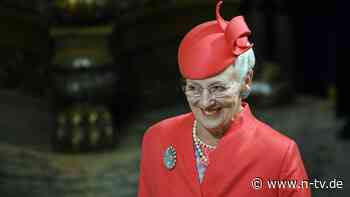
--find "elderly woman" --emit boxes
[138,1,311,197]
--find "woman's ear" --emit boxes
[239,69,253,99]
[240,69,253,90]
[245,69,254,86]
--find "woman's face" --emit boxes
[184,66,244,137]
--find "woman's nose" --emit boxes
[198,90,215,109]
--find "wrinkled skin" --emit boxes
[185,66,253,145]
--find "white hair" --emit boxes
[232,48,255,81]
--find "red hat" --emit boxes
[178,1,253,79]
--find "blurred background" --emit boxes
[0,0,345,197]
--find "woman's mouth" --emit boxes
[201,108,221,117]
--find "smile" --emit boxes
[201,108,221,117]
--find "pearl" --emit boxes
[193,120,216,149]
[192,120,216,166]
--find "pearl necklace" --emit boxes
[192,120,216,165]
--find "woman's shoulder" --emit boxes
[251,117,297,151]
[143,112,193,141]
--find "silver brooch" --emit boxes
[163,145,177,170]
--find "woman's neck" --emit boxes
[196,104,244,147]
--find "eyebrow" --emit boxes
[207,81,226,87]
[187,80,227,87]
[186,81,201,86]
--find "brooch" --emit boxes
[163,145,177,170]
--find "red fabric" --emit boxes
[138,103,311,197]
[178,1,253,80]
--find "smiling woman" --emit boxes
[183,49,254,139]
[138,1,311,197]
[185,66,244,139]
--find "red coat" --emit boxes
[138,103,311,197]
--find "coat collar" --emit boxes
[178,102,257,196]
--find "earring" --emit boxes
[240,86,251,99]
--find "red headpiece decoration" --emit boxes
[178,1,253,79]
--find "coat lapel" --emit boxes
[200,103,257,196]
[177,114,202,196]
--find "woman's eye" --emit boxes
[212,86,226,92]
[187,85,196,91]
